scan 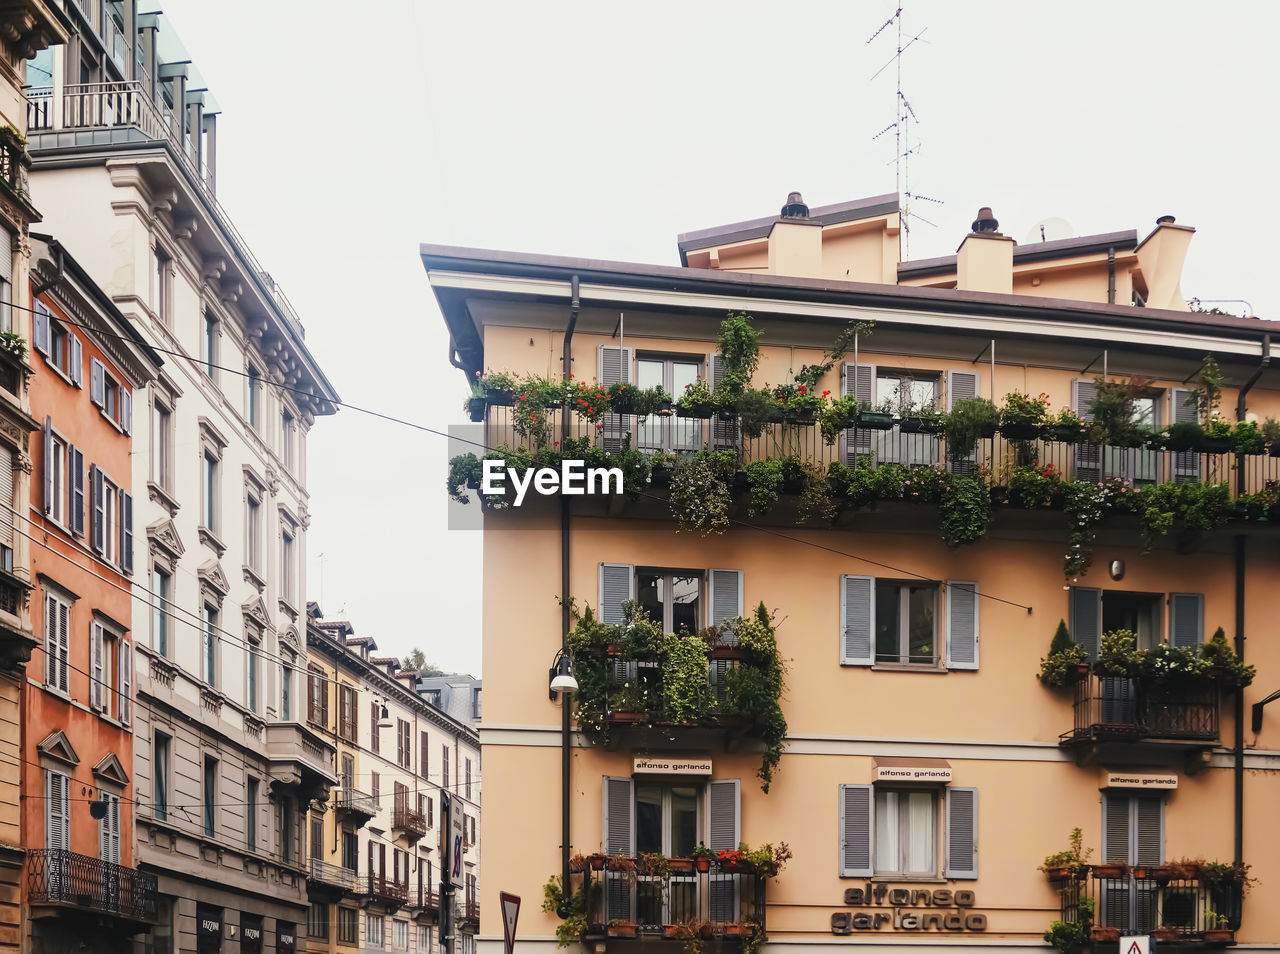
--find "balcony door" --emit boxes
[1101,794,1163,935]
[637,356,701,453]
[635,783,700,927]
[874,372,939,465]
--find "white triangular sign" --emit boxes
[501,892,521,954]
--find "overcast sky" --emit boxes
[157,0,1280,677]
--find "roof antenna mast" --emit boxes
[868,5,941,259]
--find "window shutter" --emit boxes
[707,779,740,922]
[57,600,69,691]
[838,783,874,877]
[947,371,982,474]
[707,353,740,449]
[119,640,132,725]
[1103,794,1130,863]
[120,491,133,574]
[69,447,85,537]
[1171,388,1201,481]
[33,303,50,357]
[121,388,132,434]
[69,335,83,388]
[90,465,104,553]
[945,581,979,670]
[46,771,68,850]
[420,731,429,779]
[708,569,743,641]
[1071,379,1102,480]
[602,776,634,922]
[1135,796,1163,864]
[597,345,633,453]
[44,596,57,686]
[840,575,874,666]
[1069,587,1102,659]
[598,563,634,625]
[1168,593,1204,649]
[841,363,876,465]
[90,357,105,408]
[0,449,12,552]
[42,416,52,515]
[944,787,979,879]
[90,622,104,712]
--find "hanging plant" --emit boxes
[669,449,735,534]
[716,312,761,398]
[938,474,990,548]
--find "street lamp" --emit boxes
[377,701,393,730]
[549,648,578,701]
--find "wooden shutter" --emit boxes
[89,465,104,553]
[1072,379,1102,480]
[1069,587,1102,659]
[945,581,979,670]
[1169,593,1204,649]
[707,779,740,922]
[69,335,83,388]
[56,600,69,691]
[395,782,408,814]
[1171,387,1201,482]
[420,731,429,780]
[121,389,132,434]
[838,784,873,877]
[119,640,131,725]
[841,363,875,465]
[707,353,740,450]
[46,771,68,849]
[44,595,57,686]
[598,563,634,624]
[69,447,84,537]
[840,575,874,666]
[371,701,380,754]
[1136,797,1163,864]
[90,622,104,711]
[101,793,120,864]
[33,302,50,357]
[945,787,979,879]
[947,371,981,473]
[41,416,51,515]
[602,776,634,921]
[597,345,633,453]
[120,490,133,574]
[708,567,742,636]
[1103,794,1130,863]
[90,357,105,408]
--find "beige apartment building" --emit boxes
[425,194,1280,954]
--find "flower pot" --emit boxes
[1001,421,1042,440]
[710,646,746,661]
[1044,866,1077,882]
[610,709,649,724]
[608,923,637,938]
[723,924,746,937]
[663,926,680,939]
[467,397,487,422]
[656,399,674,417]
[826,476,848,497]
[1152,927,1179,942]
[783,410,816,426]
[699,923,717,940]
[989,486,1009,505]
[1197,436,1233,453]
[898,417,927,433]
[1091,927,1121,942]
[1147,864,1176,882]
[694,857,711,873]
[1203,929,1235,945]
[589,855,607,871]
[677,402,716,419]
[857,411,894,430]
[668,858,694,873]
[1046,425,1083,443]
[1170,861,1202,880]
[1070,662,1092,681]
[1093,864,1127,879]
[718,861,754,874]
[486,388,515,406]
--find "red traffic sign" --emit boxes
[500,892,521,954]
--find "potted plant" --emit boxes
[1091,926,1121,942]
[1152,926,1180,942]
[1203,911,1235,945]
[478,370,519,406]
[649,451,678,488]
[1163,420,1204,451]
[716,848,752,874]
[464,379,488,422]
[569,853,587,873]
[735,388,784,438]
[901,402,944,434]
[1000,391,1050,440]
[1044,407,1085,443]
[677,379,717,418]
[629,384,673,418]
[1091,862,1128,879]
[608,920,638,938]
[1044,921,1088,954]
[782,384,826,425]
[1095,630,1141,679]
[691,844,715,873]
[1038,622,1090,689]
[567,380,612,422]
[605,854,638,879]
[1232,420,1265,455]
[1198,416,1234,453]
[587,853,606,871]
[1039,828,1093,881]
[856,398,896,430]
[945,397,999,459]
[1262,417,1280,457]
[819,396,858,444]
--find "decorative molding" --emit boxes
[278,598,299,625]
[200,686,224,716]
[173,214,199,241]
[198,560,230,607]
[37,729,79,766]
[243,563,266,593]
[146,517,185,562]
[200,257,227,285]
[147,479,181,517]
[197,415,229,451]
[149,654,177,688]
[265,467,280,495]
[279,625,299,654]
[242,594,272,632]
[149,189,178,216]
[244,714,265,740]
[16,452,30,475]
[91,752,130,788]
[197,525,227,559]
[298,504,311,530]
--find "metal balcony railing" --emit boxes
[1062,674,1220,745]
[337,788,378,818]
[415,881,440,910]
[392,806,427,839]
[575,859,766,933]
[27,848,157,922]
[308,858,356,892]
[1057,866,1241,940]
[364,874,408,905]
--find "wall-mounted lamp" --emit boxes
[549,648,578,702]
[1109,560,1125,581]
[1251,688,1280,733]
[377,702,393,730]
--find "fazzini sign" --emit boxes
[481,459,623,506]
[831,887,988,934]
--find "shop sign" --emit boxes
[831,886,988,934]
[197,912,223,937]
[277,926,295,954]
[875,765,952,783]
[633,757,712,775]
[1104,772,1177,790]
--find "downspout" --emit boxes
[1231,334,1268,870]
[1106,248,1116,305]
[559,276,580,909]
[447,335,467,373]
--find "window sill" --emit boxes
[243,563,266,592]
[871,663,947,674]
[198,525,227,558]
[870,875,948,883]
[148,480,180,517]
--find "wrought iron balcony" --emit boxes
[392,806,427,840]
[413,881,440,913]
[307,858,356,895]
[573,859,766,936]
[363,874,409,908]
[1061,673,1220,756]
[27,848,157,924]
[336,787,378,821]
[1056,865,1241,943]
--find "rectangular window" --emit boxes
[339,686,357,741]
[416,927,430,954]
[465,759,472,801]
[282,411,295,471]
[442,746,449,791]
[636,355,703,452]
[152,567,170,656]
[203,452,218,532]
[100,472,118,564]
[203,312,217,379]
[153,401,172,491]
[247,365,260,428]
[246,777,259,852]
[308,903,329,940]
[246,493,261,571]
[872,371,941,465]
[426,796,433,829]
[241,915,263,954]
[247,641,259,714]
[636,569,701,634]
[392,920,408,951]
[154,246,171,322]
[337,908,358,945]
[366,915,384,948]
[43,592,70,692]
[341,828,357,871]
[874,580,938,666]
[90,359,131,432]
[45,770,69,849]
[874,789,937,875]
[282,665,293,721]
[203,756,217,837]
[397,719,410,769]
[153,732,170,821]
[280,798,293,864]
[281,525,295,607]
[202,604,218,687]
[46,431,66,524]
[371,771,379,804]
[1102,591,1163,652]
[472,688,481,721]
[89,620,121,716]
[308,667,328,727]
[371,701,380,754]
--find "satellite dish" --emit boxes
[1024,217,1075,244]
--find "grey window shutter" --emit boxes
[44,598,57,686]
[1171,388,1200,482]
[90,622,104,712]
[838,783,873,877]
[1168,593,1203,649]
[602,776,634,922]
[0,228,10,283]
[47,771,68,850]
[120,490,133,574]
[708,353,740,450]
[944,787,979,879]
[707,779,740,922]
[1136,796,1162,865]
[945,581,979,670]
[1103,794,1130,863]
[90,465,104,553]
[0,449,11,552]
[947,370,979,409]
[119,640,132,725]
[33,303,50,357]
[1069,586,1102,659]
[598,563,634,624]
[597,345,633,453]
[90,358,105,408]
[841,363,875,465]
[840,575,874,666]
[708,569,743,643]
[1072,378,1103,481]
[69,447,84,538]
[121,388,132,434]
[69,335,83,388]
[42,416,52,515]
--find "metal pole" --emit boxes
[989,339,995,401]
[440,791,454,954]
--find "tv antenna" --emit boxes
[868,6,941,259]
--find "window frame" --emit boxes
[203,311,218,380]
[366,914,384,948]
[152,393,174,493]
[43,589,71,693]
[153,731,171,821]
[246,776,259,852]
[336,907,358,946]
[635,567,704,634]
[873,787,939,877]
[152,565,170,656]
[635,353,704,453]
[203,755,218,838]
[154,243,172,323]
[201,603,219,688]
[874,578,941,667]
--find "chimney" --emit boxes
[1135,215,1195,310]
[767,191,824,279]
[956,206,1014,294]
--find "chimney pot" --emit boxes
[971,207,1000,234]
[1157,215,1176,225]
[781,192,810,218]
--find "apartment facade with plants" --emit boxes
[426,195,1280,954]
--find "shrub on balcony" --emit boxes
[542,875,595,948]
[1096,630,1142,678]
[476,370,519,404]
[1201,627,1255,688]
[670,449,734,534]
[744,458,788,516]
[1044,920,1088,954]
[819,396,858,444]
[945,397,999,459]
[1039,827,1093,880]
[1086,377,1140,446]
[567,380,611,421]
[938,474,990,548]
[677,378,717,417]
[514,376,566,445]
[735,388,783,438]
[1039,621,1089,688]
[0,332,26,362]
[722,604,787,792]
[1000,391,1050,437]
[662,632,712,723]
[716,311,761,399]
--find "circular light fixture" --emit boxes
[1109,560,1125,581]
[549,650,578,701]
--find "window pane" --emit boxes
[670,576,699,634]
[875,583,900,661]
[670,785,698,857]
[875,790,897,871]
[635,784,662,856]
[672,362,700,447]
[636,572,662,625]
[636,360,663,390]
[905,791,935,874]
[908,586,935,663]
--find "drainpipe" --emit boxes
[447,335,468,373]
[1106,248,1116,305]
[559,276,580,910]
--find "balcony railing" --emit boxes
[364,874,409,906]
[1062,674,1220,746]
[1056,866,1241,941]
[392,806,427,839]
[574,860,766,934]
[308,859,356,893]
[415,881,440,911]
[336,787,378,819]
[27,848,157,922]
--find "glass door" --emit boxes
[875,374,939,465]
[637,357,702,452]
[635,784,701,927]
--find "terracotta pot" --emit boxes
[694,857,711,873]
[723,924,745,937]
[1091,926,1121,942]
[1152,928,1179,942]
[608,923,637,938]
[588,855,606,871]
[668,858,694,873]
[1203,929,1235,945]
[718,861,754,874]
[1093,864,1127,878]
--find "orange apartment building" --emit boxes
[426,194,1280,954]
[25,235,162,954]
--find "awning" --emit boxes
[873,757,953,783]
